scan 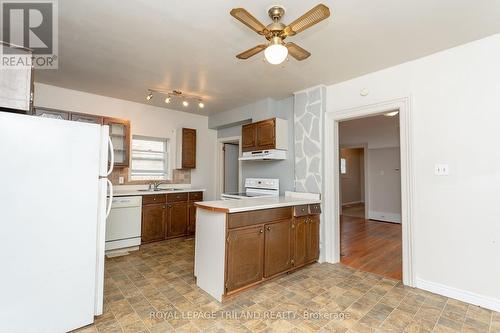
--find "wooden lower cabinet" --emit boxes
[224,205,320,296]
[264,219,292,278]
[141,191,202,244]
[293,217,308,267]
[166,202,188,238]
[141,204,165,243]
[226,226,264,292]
[188,202,196,235]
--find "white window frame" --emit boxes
[130,135,171,181]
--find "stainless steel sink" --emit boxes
[137,188,184,192]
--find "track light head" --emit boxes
[165,96,171,104]
[198,101,204,108]
[146,92,153,101]
[182,100,189,107]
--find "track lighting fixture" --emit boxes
[145,89,205,109]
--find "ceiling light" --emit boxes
[198,102,204,109]
[164,96,171,104]
[264,37,288,65]
[146,92,153,101]
[384,111,399,117]
[182,100,189,107]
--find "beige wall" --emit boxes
[340,148,364,205]
[34,83,218,200]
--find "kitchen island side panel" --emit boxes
[194,208,226,302]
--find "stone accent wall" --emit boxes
[109,167,191,185]
[293,85,326,194]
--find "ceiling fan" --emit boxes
[230,4,330,65]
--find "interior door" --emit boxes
[264,219,292,277]
[224,143,239,193]
[226,226,264,292]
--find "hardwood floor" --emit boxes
[340,215,402,280]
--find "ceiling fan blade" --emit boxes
[236,44,267,59]
[286,42,311,61]
[282,4,330,37]
[230,8,268,35]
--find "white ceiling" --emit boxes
[36,0,500,115]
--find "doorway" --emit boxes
[216,136,242,199]
[338,114,402,280]
[323,97,414,286]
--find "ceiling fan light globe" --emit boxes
[264,44,288,65]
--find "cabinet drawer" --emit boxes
[142,194,166,205]
[228,207,292,229]
[293,205,309,217]
[188,191,203,202]
[308,204,322,215]
[167,192,188,202]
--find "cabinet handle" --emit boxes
[259,229,263,233]
[305,219,308,224]
[153,197,156,201]
[301,208,305,212]
[163,205,166,209]
[266,226,271,231]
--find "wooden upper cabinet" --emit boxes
[241,118,288,152]
[177,128,196,169]
[256,119,276,149]
[141,203,165,243]
[241,123,257,151]
[264,219,292,278]
[226,226,264,292]
[103,117,131,168]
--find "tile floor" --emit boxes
[75,238,499,333]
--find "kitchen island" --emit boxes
[194,196,321,302]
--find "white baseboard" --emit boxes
[369,211,401,223]
[415,278,500,312]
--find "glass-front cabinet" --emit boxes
[103,117,130,168]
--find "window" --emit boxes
[340,158,347,175]
[131,135,170,181]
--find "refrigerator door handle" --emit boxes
[106,179,113,218]
[107,136,114,176]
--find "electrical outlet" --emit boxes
[434,164,449,176]
[118,176,124,184]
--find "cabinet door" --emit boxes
[241,123,256,152]
[256,119,276,149]
[293,217,308,267]
[141,204,165,243]
[226,226,264,292]
[188,202,196,235]
[103,117,130,168]
[166,202,188,238]
[264,219,292,278]
[181,128,196,169]
[71,113,103,124]
[34,107,70,120]
[307,215,320,262]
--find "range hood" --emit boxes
[239,149,287,161]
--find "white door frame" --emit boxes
[215,136,242,199]
[339,144,369,219]
[323,97,415,286]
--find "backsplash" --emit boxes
[109,167,191,185]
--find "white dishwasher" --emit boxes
[105,196,142,251]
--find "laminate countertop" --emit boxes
[195,196,321,213]
[112,188,206,197]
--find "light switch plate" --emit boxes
[118,176,124,184]
[435,164,449,176]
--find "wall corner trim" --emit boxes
[415,278,500,312]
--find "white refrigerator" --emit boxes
[0,112,114,332]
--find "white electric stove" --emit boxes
[221,178,279,200]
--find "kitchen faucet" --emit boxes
[152,181,169,191]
